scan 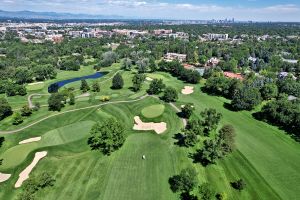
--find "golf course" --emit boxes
[0,62,299,200]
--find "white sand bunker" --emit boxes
[146,77,153,81]
[15,151,47,188]
[19,137,41,144]
[181,105,194,108]
[181,86,194,95]
[28,82,44,86]
[133,116,167,134]
[0,172,11,183]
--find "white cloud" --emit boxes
[1,0,300,21]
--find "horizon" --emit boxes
[1,0,300,22]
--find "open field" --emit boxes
[0,65,300,200]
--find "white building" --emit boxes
[164,53,187,62]
[205,33,229,40]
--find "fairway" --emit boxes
[141,104,165,118]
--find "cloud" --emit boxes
[1,0,300,21]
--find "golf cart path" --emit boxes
[1,94,186,135]
[1,94,149,134]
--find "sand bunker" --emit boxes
[19,137,41,144]
[28,82,44,86]
[133,116,167,134]
[146,77,153,81]
[181,86,194,95]
[15,151,47,188]
[0,173,11,183]
[181,105,194,108]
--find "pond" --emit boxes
[48,72,106,93]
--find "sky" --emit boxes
[1,0,300,21]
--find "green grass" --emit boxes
[0,121,95,170]
[141,104,165,118]
[0,69,300,200]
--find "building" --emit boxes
[45,34,64,43]
[153,29,172,35]
[205,33,229,40]
[164,53,187,62]
[206,57,220,66]
[223,72,244,80]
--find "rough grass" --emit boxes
[141,104,165,118]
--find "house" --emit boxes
[278,72,297,80]
[205,33,228,40]
[206,57,220,66]
[153,29,172,35]
[248,56,257,63]
[223,72,244,80]
[164,53,187,62]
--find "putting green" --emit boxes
[141,104,165,118]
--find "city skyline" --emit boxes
[1,0,300,22]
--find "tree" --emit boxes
[169,167,198,193]
[195,138,223,165]
[80,79,90,92]
[149,58,158,72]
[162,87,178,102]
[137,58,149,73]
[147,79,165,95]
[200,108,222,134]
[182,130,198,147]
[12,112,23,125]
[121,58,132,71]
[231,179,246,191]
[33,102,40,111]
[48,93,64,111]
[186,119,203,136]
[88,118,125,155]
[219,124,236,154]
[100,51,118,67]
[21,105,32,116]
[260,83,278,100]
[132,73,145,92]
[181,103,195,119]
[69,93,75,105]
[198,183,215,200]
[231,86,262,110]
[15,67,33,84]
[0,98,12,120]
[0,136,4,146]
[112,73,124,89]
[16,85,27,96]
[92,81,100,92]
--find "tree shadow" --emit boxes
[189,151,210,167]
[252,111,300,142]
[173,133,186,147]
[223,102,238,112]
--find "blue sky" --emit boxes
[1,0,300,21]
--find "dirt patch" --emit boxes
[19,137,41,144]
[15,151,47,188]
[181,86,194,95]
[133,116,167,134]
[76,92,90,98]
[0,173,11,183]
